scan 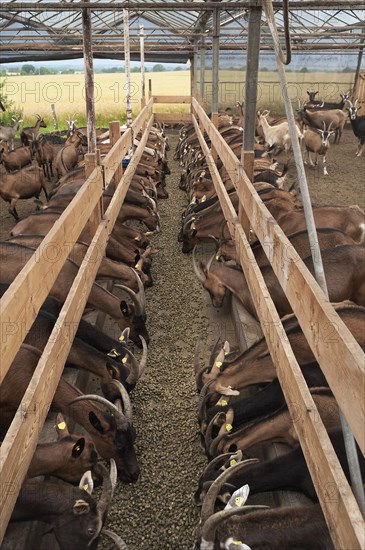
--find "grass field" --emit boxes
[1,69,353,129]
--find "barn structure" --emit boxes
[0,1,365,549]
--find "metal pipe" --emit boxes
[123,9,132,127]
[200,36,206,103]
[140,25,146,106]
[193,37,198,98]
[263,0,365,518]
[211,7,220,113]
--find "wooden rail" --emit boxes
[152,95,190,104]
[191,98,365,549]
[0,102,154,541]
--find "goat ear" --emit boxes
[55,413,69,438]
[88,411,107,434]
[72,438,86,458]
[73,499,91,515]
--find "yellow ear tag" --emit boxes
[230,459,237,467]
[107,349,120,358]
[119,335,124,342]
[215,361,223,369]
[219,399,228,407]
[74,445,81,452]
[57,421,66,430]
[135,262,141,270]
[216,255,220,261]
[235,496,245,507]
[232,542,244,546]
[82,485,89,492]
[122,356,128,364]
[226,423,233,432]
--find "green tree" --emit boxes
[20,64,36,75]
[0,77,23,124]
[131,66,140,73]
[174,67,183,71]
[152,64,166,72]
[300,66,308,73]
[61,69,75,74]
[342,67,353,73]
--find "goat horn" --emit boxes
[201,505,269,544]
[200,459,264,528]
[122,349,139,385]
[206,251,216,273]
[110,379,133,423]
[354,98,359,108]
[198,391,216,429]
[204,411,226,452]
[95,459,117,517]
[69,395,129,430]
[192,246,207,284]
[137,335,148,378]
[102,529,130,550]
[115,270,146,317]
[200,452,241,481]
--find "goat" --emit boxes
[305,90,350,111]
[55,130,84,177]
[346,98,365,157]
[0,141,32,172]
[11,460,117,550]
[0,164,48,219]
[302,122,335,175]
[20,114,47,146]
[195,428,364,506]
[198,303,365,395]
[268,202,365,243]
[258,111,302,159]
[0,242,149,347]
[27,414,99,483]
[193,244,365,321]
[1,344,139,481]
[32,134,55,179]
[209,388,339,457]
[0,116,23,150]
[297,106,346,144]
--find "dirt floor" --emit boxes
[1,126,364,549]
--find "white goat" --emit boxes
[303,122,335,176]
[0,117,23,151]
[258,111,302,160]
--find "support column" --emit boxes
[110,120,123,186]
[140,25,146,108]
[82,0,97,154]
[200,36,206,104]
[192,38,198,99]
[123,9,133,127]
[239,5,262,236]
[211,7,220,114]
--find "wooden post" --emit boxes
[50,103,58,130]
[192,38,198,100]
[109,120,122,186]
[123,9,133,127]
[82,0,97,154]
[85,152,102,239]
[211,111,219,162]
[148,78,152,99]
[239,5,262,237]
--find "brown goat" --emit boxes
[0,164,48,219]
[0,142,32,172]
[55,131,84,177]
[33,134,54,180]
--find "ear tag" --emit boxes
[122,356,128,364]
[119,334,125,342]
[216,255,220,261]
[230,459,237,467]
[57,421,66,430]
[107,349,120,358]
[226,423,233,432]
[74,445,81,453]
[218,399,228,407]
[215,361,223,369]
[232,542,244,546]
[235,497,245,507]
[82,484,89,491]
[135,262,141,270]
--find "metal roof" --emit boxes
[1,1,364,63]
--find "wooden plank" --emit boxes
[102,128,132,188]
[109,120,123,186]
[0,167,104,383]
[192,113,365,549]
[154,113,192,123]
[0,115,155,541]
[152,95,190,104]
